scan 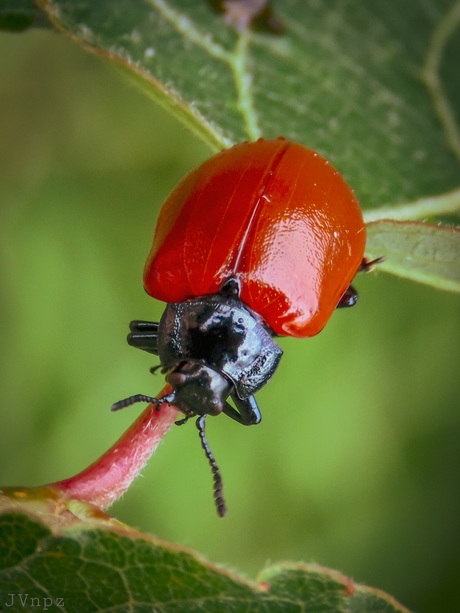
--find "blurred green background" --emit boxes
[1,30,459,613]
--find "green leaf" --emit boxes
[0,503,411,612]
[366,220,460,291]
[38,0,460,212]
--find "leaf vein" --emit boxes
[148,0,231,62]
[230,32,262,141]
[422,0,460,162]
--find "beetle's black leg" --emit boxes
[337,256,384,309]
[175,407,196,426]
[222,393,262,425]
[336,285,358,308]
[175,416,190,426]
[359,256,385,273]
[127,320,160,355]
[196,416,226,517]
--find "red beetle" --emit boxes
[113,137,367,515]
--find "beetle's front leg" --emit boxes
[127,320,160,355]
[222,393,261,425]
[336,285,358,308]
[337,256,385,309]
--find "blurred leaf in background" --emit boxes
[0,1,459,612]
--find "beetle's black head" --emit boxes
[165,361,231,418]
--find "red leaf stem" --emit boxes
[54,386,179,509]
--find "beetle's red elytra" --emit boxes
[144,137,366,338]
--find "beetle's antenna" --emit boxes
[196,416,227,517]
[111,394,163,411]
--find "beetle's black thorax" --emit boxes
[158,291,282,400]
